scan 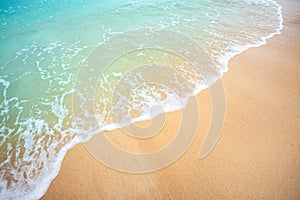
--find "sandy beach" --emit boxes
[42,0,300,199]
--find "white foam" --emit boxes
[217,0,283,74]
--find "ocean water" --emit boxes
[0,0,282,199]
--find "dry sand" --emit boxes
[42,0,300,199]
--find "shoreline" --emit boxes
[41,0,300,199]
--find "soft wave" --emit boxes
[0,0,283,199]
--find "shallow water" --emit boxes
[0,0,282,199]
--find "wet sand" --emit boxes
[42,0,300,199]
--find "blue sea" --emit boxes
[0,0,282,199]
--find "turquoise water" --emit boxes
[0,0,282,199]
